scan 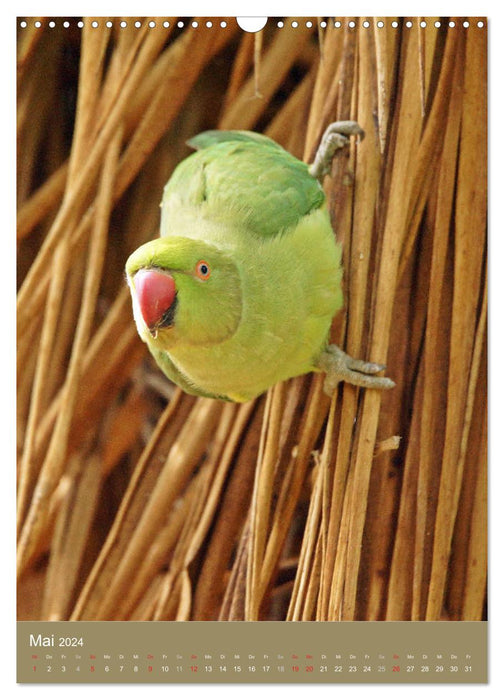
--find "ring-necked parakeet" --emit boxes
[125,122,394,402]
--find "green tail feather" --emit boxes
[187,129,283,152]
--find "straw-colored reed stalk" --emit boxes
[17,17,487,622]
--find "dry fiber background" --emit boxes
[17,17,487,621]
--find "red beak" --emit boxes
[134,268,176,331]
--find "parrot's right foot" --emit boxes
[308,121,365,183]
[318,344,395,395]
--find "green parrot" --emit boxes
[125,122,394,402]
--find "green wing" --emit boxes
[163,130,325,239]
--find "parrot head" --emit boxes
[125,236,242,349]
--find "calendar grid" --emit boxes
[18,621,487,683]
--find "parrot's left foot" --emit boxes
[318,344,395,395]
[309,121,365,183]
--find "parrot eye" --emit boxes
[195,260,211,280]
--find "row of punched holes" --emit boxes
[19,18,486,30]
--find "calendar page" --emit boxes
[16,15,487,685]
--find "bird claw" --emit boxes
[309,121,365,182]
[319,344,395,395]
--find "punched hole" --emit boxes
[237,17,267,32]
